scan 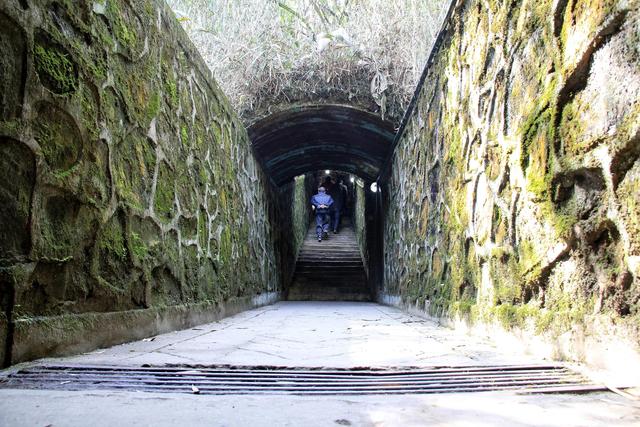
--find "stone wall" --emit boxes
[0,0,294,365]
[278,174,315,284]
[381,0,640,365]
[353,179,369,275]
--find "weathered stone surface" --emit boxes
[0,311,7,366]
[0,11,26,120]
[0,0,308,365]
[0,138,35,261]
[381,0,640,357]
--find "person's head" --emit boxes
[318,186,326,193]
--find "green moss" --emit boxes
[79,87,100,141]
[490,252,523,304]
[130,232,148,260]
[100,221,127,260]
[114,165,143,211]
[0,119,26,135]
[34,44,77,94]
[219,227,233,265]
[108,0,137,50]
[451,299,474,317]
[181,124,189,146]
[147,91,161,120]
[526,169,548,198]
[34,120,74,171]
[493,303,540,329]
[518,239,542,280]
[53,163,80,180]
[154,172,175,221]
[165,78,178,106]
[446,125,462,164]
[198,164,208,185]
[113,135,155,211]
[520,104,553,172]
[198,209,208,251]
[559,0,618,56]
[542,292,594,335]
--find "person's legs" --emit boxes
[332,206,341,232]
[316,212,324,239]
[322,213,330,236]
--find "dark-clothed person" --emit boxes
[328,179,348,233]
[322,176,333,188]
[311,187,334,241]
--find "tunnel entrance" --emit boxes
[287,171,370,301]
[249,106,394,301]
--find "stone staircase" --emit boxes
[287,220,371,301]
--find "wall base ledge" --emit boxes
[378,293,640,387]
[8,291,280,366]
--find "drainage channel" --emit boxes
[0,364,604,396]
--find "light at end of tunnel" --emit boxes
[350,176,355,183]
[370,182,378,193]
[325,170,331,175]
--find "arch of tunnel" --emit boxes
[0,0,639,376]
[248,105,395,186]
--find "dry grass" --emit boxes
[166,0,449,125]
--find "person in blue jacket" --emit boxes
[311,186,334,242]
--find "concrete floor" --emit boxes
[1,301,639,426]
[41,301,538,367]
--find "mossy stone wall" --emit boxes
[0,0,300,365]
[353,179,369,274]
[382,0,640,361]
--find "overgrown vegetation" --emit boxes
[167,0,448,124]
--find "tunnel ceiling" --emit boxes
[248,105,395,186]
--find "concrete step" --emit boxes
[288,285,372,301]
[298,254,361,260]
[294,271,367,278]
[297,253,362,259]
[297,257,362,267]
[290,281,368,289]
[293,280,367,288]
[293,271,367,279]
[301,247,359,251]
[287,293,372,302]
[289,224,368,301]
[296,264,363,270]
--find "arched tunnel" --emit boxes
[248,105,394,186]
[248,105,394,301]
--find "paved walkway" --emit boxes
[1,302,639,426]
[44,301,534,367]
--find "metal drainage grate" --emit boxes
[0,364,604,395]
